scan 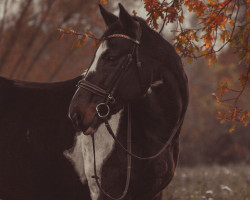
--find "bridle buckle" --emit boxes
[108,94,115,104]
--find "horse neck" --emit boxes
[130,80,184,145]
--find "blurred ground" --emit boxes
[163,164,250,200]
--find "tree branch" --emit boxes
[9,0,56,78]
[233,63,250,107]
[20,8,81,80]
[0,0,33,73]
[191,0,240,59]
[48,48,77,81]
[0,0,9,38]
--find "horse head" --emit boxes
[69,3,175,135]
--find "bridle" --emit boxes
[77,21,143,119]
[76,21,179,199]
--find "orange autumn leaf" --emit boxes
[229,123,236,133]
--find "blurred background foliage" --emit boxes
[0,0,249,166]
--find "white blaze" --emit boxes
[65,40,119,199]
[64,111,121,200]
[83,41,108,76]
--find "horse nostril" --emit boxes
[70,111,85,131]
[74,112,81,122]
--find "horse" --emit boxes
[68,4,189,200]
[0,76,91,200]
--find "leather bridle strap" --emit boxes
[91,104,132,200]
[77,80,109,98]
[77,45,134,108]
[77,22,142,119]
[77,22,141,106]
[106,23,144,89]
[107,34,140,45]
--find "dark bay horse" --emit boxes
[69,4,189,200]
[0,76,91,200]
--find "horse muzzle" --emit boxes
[68,102,99,135]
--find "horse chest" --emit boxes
[64,111,121,200]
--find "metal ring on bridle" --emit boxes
[96,103,110,118]
[108,94,115,104]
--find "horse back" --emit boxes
[0,76,91,200]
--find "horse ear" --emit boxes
[118,3,136,30]
[99,4,118,27]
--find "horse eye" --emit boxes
[107,56,115,61]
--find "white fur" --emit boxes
[82,69,88,76]
[147,87,152,95]
[84,41,108,76]
[64,111,121,200]
[64,132,87,184]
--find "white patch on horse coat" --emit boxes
[64,133,87,184]
[147,80,164,95]
[147,87,153,95]
[151,80,164,87]
[84,41,108,76]
[64,111,121,200]
[81,69,88,76]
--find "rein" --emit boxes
[91,104,132,200]
[105,117,178,160]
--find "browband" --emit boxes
[105,21,142,45]
[106,34,140,45]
